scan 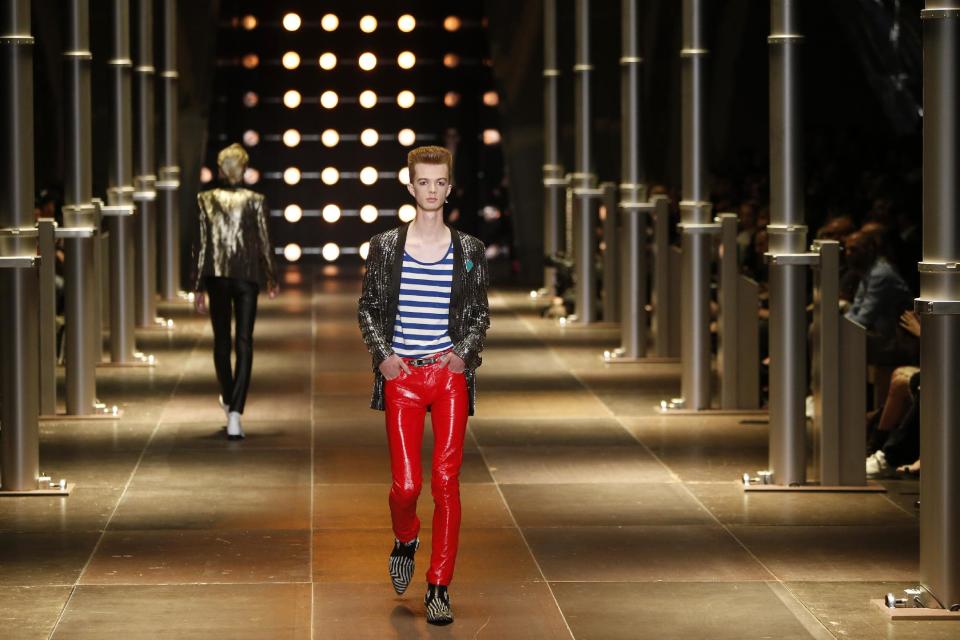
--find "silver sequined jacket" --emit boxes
[358,223,491,415]
[194,187,277,292]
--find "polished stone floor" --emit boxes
[0,266,939,639]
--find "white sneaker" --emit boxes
[866,450,891,478]
[226,411,245,440]
[218,395,229,421]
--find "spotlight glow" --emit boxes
[243,167,260,184]
[397,128,416,146]
[359,90,378,108]
[318,52,337,70]
[358,52,377,71]
[283,129,301,147]
[200,166,212,182]
[321,14,339,31]
[242,53,259,69]
[242,91,259,107]
[483,91,499,106]
[360,205,378,223]
[320,90,339,109]
[444,16,462,32]
[283,90,302,108]
[397,51,416,69]
[284,204,303,222]
[321,167,340,185]
[443,53,460,68]
[284,243,302,262]
[283,167,301,185]
[398,204,416,222]
[322,204,342,223]
[444,91,461,107]
[282,13,301,31]
[396,90,415,109]
[282,51,301,70]
[241,15,257,30]
[359,167,379,185]
[360,15,378,33]
[321,129,340,147]
[397,14,416,32]
[398,167,410,185]
[359,241,370,259]
[322,242,340,262]
[483,129,502,145]
[360,128,379,147]
[242,130,259,146]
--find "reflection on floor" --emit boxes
[0,266,937,639]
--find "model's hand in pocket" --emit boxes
[440,352,466,374]
[379,354,411,380]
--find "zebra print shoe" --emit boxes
[388,537,419,595]
[424,583,453,626]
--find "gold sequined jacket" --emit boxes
[194,187,277,292]
[358,223,490,415]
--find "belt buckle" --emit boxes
[411,357,429,367]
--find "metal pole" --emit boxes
[916,1,960,611]
[767,0,807,485]
[542,0,564,290]
[718,213,739,409]
[601,182,619,321]
[37,218,57,416]
[651,195,672,356]
[677,0,716,409]
[105,0,137,363]
[157,0,181,300]
[63,0,99,415]
[133,0,157,327]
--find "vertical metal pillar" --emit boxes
[651,195,673,356]
[718,213,739,408]
[542,0,565,291]
[37,219,57,416]
[676,0,717,409]
[133,0,158,327]
[600,182,619,321]
[916,1,960,611]
[767,0,807,485]
[157,0,181,300]
[63,0,100,414]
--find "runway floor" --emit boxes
[0,266,941,639]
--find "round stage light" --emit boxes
[282,51,301,70]
[244,167,260,184]
[444,91,460,107]
[322,204,342,223]
[283,167,301,185]
[321,13,339,31]
[241,15,257,30]
[318,52,337,70]
[360,128,379,147]
[358,52,377,71]
[284,243,302,262]
[397,128,416,146]
[242,53,259,69]
[360,15,378,33]
[322,243,340,262]
[398,167,410,185]
[283,129,301,147]
[359,167,379,185]
[284,204,303,222]
[282,13,301,31]
[443,53,460,68]
[360,205,378,223]
[200,166,212,183]
[321,129,340,147]
[359,241,370,260]
[397,90,415,109]
[398,204,416,222]
[283,90,302,108]
[444,16,462,32]
[359,90,378,109]
[397,14,416,32]
[483,91,499,106]
[321,167,340,185]
[397,51,416,70]
[483,129,502,145]
[242,130,259,146]
[320,90,339,109]
[242,91,259,107]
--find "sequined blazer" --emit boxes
[358,223,490,415]
[194,187,277,292]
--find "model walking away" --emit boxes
[358,145,490,625]
[193,143,278,440]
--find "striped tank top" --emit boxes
[390,242,454,358]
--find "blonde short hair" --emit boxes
[217,143,249,185]
[407,145,453,181]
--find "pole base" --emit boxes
[741,471,886,492]
[874,586,960,619]
[0,477,71,497]
[529,287,552,299]
[656,399,765,415]
[40,401,123,421]
[601,349,680,364]
[138,316,175,331]
[98,351,157,367]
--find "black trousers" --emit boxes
[205,276,259,414]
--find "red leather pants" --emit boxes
[385,358,469,586]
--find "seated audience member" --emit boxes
[866,368,920,477]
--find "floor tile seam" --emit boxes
[48,304,207,640]
[60,580,316,588]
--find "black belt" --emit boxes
[403,352,450,367]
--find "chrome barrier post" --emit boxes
[37,218,57,416]
[541,0,564,295]
[600,182,619,322]
[157,0,182,301]
[651,195,675,357]
[717,213,739,408]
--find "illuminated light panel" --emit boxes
[283,90,302,108]
[443,53,460,68]
[359,241,370,260]
[200,166,213,182]
[358,52,377,71]
[284,243,302,262]
[483,90,499,106]
[241,15,257,30]
[282,51,301,70]
[244,167,260,184]
[360,205,378,223]
[360,15,377,33]
[242,130,259,146]
[359,90,378,109]
[242,91,259,107]
[397,128,416,146]
[322,242,340,262]
[444,91,461,107]
[396,90,415,109]
[318,52,337,70]
[444,16,462,32]
[282,13,301,31]
[283,167,301,185]
[242,53,259,69]
[398,204,416,222]
[398,167,410,185]
[359,167,379,185]
[321,129,340,147]
[321,167,340,185]
[320,90,339,109]
[321,13,339,31]
[483,129,502,145]
[360,128,379,147]
[283,129,301,147]
[397,51,416,70]
[397,14,416,32]
[322,204,342,223]
[284,204,303,222]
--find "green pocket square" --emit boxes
[465,259,474,272]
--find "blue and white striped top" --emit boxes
[390,243,454,358]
